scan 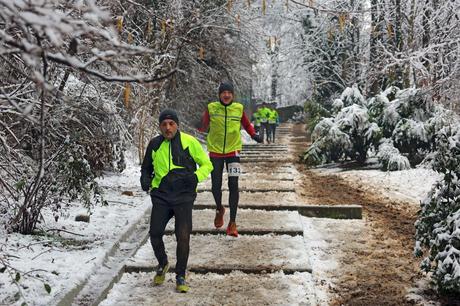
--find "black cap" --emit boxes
[159,108,179,125]
[218,82,234,95]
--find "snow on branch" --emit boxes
[0,0,176,84]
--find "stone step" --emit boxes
[242,145,287,149]
[239,154,290,158]
[199,177,294,185]
[127,234,312,273]
[197,186,295,193]
[240,158,294,163]
[165,209,303,236]
[193,202,363,219]
[195,191,300,206]
[199,172,294,179]
[240,150,289,153]
[240,151,289,154]
[100,271,316,306]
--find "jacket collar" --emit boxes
[219,100,233,107]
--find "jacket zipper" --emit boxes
[168,140,171,170]
[223,106,227,154]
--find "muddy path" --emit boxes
[288,123,452,306]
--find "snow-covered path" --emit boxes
[99,126,323,305]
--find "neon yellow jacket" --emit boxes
[258,107,270,123]
[141,131,212,205]
[268,109,279,124]
[252,111,262,126]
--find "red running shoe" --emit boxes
[226,222,238,237]
[214,207,225,228]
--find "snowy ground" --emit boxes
[314,161,440,206]
[0,153,151,306]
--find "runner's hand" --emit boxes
[252,134,263,143]
[140,175,152,192]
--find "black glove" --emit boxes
[252,134,263,143]
[140,174,152,192]
[189,173,198,189]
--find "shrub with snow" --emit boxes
[340,84,366,107]
[304,99,331,133]
[424,106,459,151]
[392,118,429,165]
[304,125,352,166]
[376,139,410,171]
[367,93,390,127]
[334,104,381,163]
[332,98,344,114]
[415,126,460,294]
[303,86,382,166]
[303,103,381,165]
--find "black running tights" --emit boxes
[149,199,193,278]
[210,156,240,222]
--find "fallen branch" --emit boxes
[45,228,85,237]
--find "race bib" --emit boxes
[227,162,241,177]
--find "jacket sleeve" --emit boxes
[140,140,155,191]
[197,110,210,133]
[189,138,213,182]
[241,112,256,137]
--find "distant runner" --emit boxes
[258,102,271,143]
[268,106,279,143]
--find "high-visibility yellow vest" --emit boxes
[259,107,270,123]
[268,109,278,124]
[207,101,244,154]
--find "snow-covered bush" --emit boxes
[425,106,459,151]
[304,99,331,132]
[335,104,381,163]
[331,98,344,114]
[415,126,460,294]
[311,117,334,141]
[381,88,432,138]
[367,93,390,127]
[381,102,402,138]
[340,84,366,107]
[303,125,352,166]
[303,87,381,166]
[381,86,400,101]
[376,139,410,171]
[303,103,381,165]
[392,119,429,165]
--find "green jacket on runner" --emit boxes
[268,109,279,124]
[252,111,262,127]
[141,131,213,205]
[258,106,270,123]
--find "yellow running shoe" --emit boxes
[153,263,169,285]
[176,275,189,293]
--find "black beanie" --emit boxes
[218,82,234,95]
[159,109,179,125]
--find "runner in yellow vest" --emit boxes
[251,106,262,135]
[267,106,279,143]
[258,102,271,143]
[198,82,262,237]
